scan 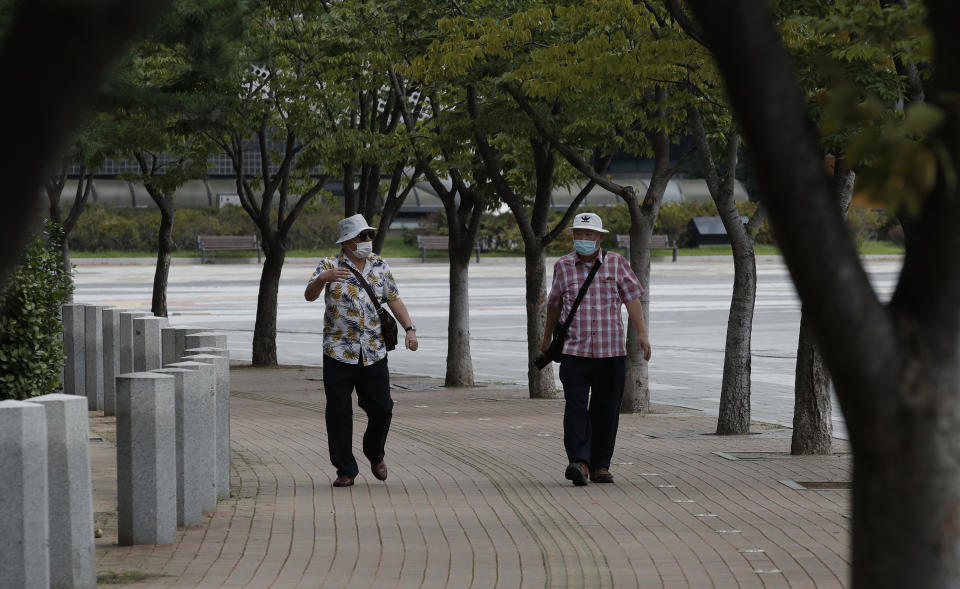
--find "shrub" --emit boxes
[69,204,154,251]
[0,221,74,400]
[885,220,905,245]
[69,199,341,252]
[284,196,340,249]
[847,207,884,247]
[655,201,718,246]
[735,201,777,245]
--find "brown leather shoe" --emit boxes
[332,475,355,487]
[590,468,614,484]
[564,462,589,486]
[371,462,388,481]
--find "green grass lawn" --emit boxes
[72,238,904,259]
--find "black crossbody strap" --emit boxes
[561,253,604,330]
[345,265,383,310]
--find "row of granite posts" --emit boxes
[0,303,231,589]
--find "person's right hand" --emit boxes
[323,268,352,282]
[540,338,551,356]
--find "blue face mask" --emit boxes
[573,239,598,256]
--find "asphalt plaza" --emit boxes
[73,254,902,436]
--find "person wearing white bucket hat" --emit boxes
[541,211,651,486]
[304,213,418,487]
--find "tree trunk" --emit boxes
[850,366,960,588]
[622,204,655,413]
[688,116,755,435]
[622,147,671,413]
[46,181,73,279]
[151,204,174,317]
[446,248,474,386]
[716,235,756,435]
[61,240,72,281]
[791,309,832,453]
[526,246,557,398]
[622,285,650,413]
[791,163,853,454]
[47,168,89,285]
[252,243,284,366]
[683,0,960,584]
[342,163,357,216]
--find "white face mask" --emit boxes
[354,241,373,257]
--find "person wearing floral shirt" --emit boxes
[305,214,418,487]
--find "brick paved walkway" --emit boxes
[92,366,851,588]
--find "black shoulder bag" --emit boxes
[346,265,399,351]
[536,254,603,369]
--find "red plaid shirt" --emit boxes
[546,249,644,358]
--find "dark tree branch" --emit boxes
[64,169,94,234]
[279,176,328,237]
[663,0,707,46]
[505,85,634,200]
[665,147,697,177]
[465,85,526,224]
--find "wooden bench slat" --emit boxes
[417,236,449,249]
[616,234,670,249]
[416,235,479,263]
[198,235,261,263]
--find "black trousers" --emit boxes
[322,354,393,478]
[558,354,626,471]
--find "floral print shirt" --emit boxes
[310,251,400,366]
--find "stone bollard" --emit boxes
[184,346,229,359]
[161,327,204,367]
[166,361,218,514]
[183,353,231,499]
[133,317,165,372]
[116,373,177,546]
[160,328,177,367]
[83,305,104,411]
[102,308,121,417]
[119,311,149,375]
[152,367,216,527]
[62,304,85,397]
[31,394,97,589]
[184,331,228,351]
[0,400,49,589]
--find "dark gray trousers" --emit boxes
[558,354,626,470]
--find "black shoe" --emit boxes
[565,462,589,486]
[371,462,388,481]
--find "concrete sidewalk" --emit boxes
[91,366,851,588]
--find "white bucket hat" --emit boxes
[569,212,609,233]
[335,214,376,244]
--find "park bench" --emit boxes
[417,235,480,263]
[616,234,676,262]
[197,235,262,264]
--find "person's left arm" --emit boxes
[623,298,651,361]
[380,261,418,351]
[386,298,418,351]
[617,256,652,361]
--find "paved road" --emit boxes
[73,255,901,439]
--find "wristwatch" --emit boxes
[405,324,416,332]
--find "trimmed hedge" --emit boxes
[69,199,341,252]
[402,200,897,254]
[0,221,74,400]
